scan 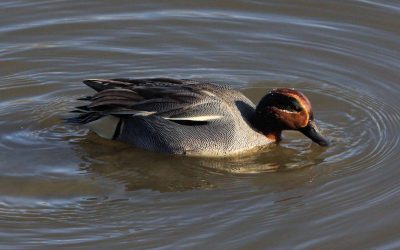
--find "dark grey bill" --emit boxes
[299,121,330,146]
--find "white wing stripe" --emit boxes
[163,115,223,121]
[132,111,157,116]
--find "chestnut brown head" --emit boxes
[255,88,329,146]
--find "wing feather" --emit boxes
[70,78,233,124]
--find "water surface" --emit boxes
[1,1,400,249]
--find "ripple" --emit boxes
[316,87,399,170]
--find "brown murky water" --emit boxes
[1,1,400,249]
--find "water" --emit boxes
[1,1,400,249]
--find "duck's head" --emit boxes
[255,88,329,146]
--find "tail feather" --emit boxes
[77,96,93,101]
[65,112,102,124]
[83,79,130,92]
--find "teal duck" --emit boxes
[69,78,329,156]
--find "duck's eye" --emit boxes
[273,97,302,112]
[289,99,302,112]
[260,93,304,113]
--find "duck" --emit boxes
[68,78,329,156]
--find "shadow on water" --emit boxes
[72,134,327,193]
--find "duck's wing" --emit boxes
[68,78,236,125]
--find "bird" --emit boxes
[68,78,329,156]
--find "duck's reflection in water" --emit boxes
[74,133,325,192]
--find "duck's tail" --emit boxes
[66,113,122,140]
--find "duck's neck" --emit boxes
[251,113,282,142]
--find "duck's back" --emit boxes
[69,78,270,156]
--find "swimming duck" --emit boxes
[69,78,329,156]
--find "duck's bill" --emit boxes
[300,121,330,146]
